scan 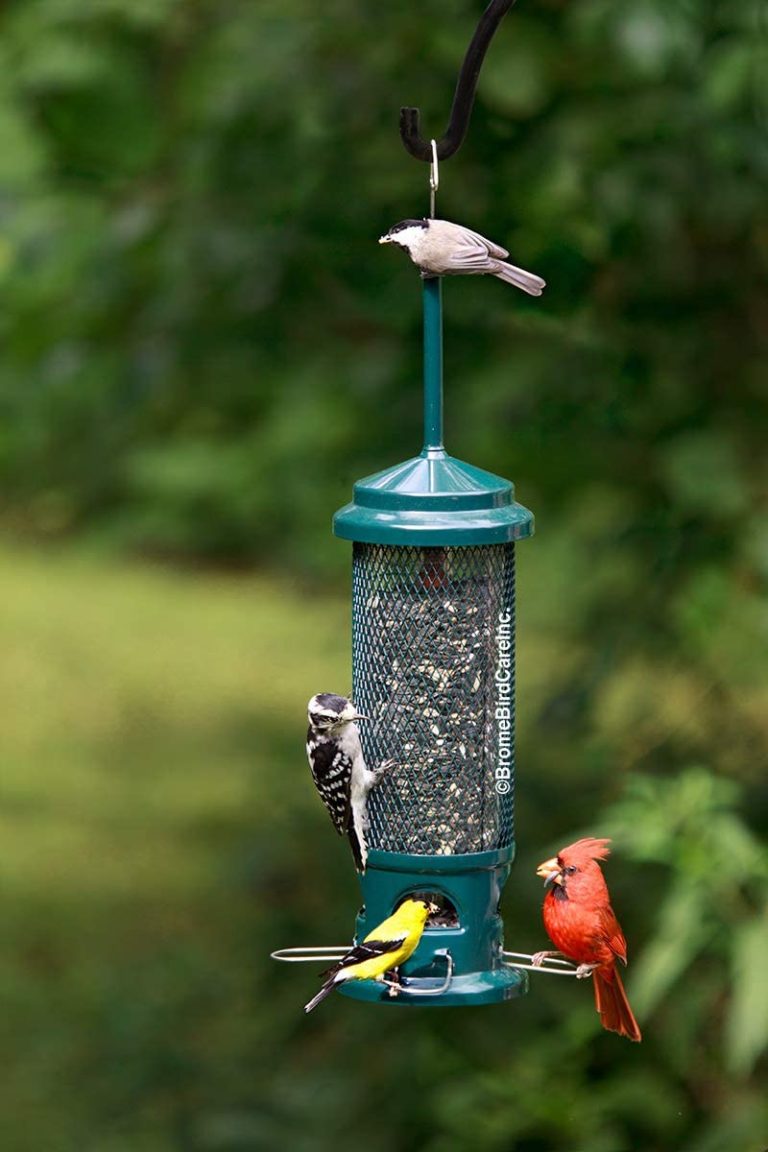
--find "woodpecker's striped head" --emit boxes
[307,693,368,734]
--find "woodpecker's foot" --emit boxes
[375,758,396,779]
[531,950,561,968]
[575,963,598,980]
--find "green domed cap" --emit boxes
[333,447,534,546]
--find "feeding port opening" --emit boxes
[410,892,460,929]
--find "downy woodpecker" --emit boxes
[305,693,390,872]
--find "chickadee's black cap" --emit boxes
[387,218,429,234]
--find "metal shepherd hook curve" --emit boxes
[399,0,517,162]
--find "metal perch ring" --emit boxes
[271,946,579,977]
[503,951,580,976]
[271,945,455,997]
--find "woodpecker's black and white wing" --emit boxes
[306,733,353,838]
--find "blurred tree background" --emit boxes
[0,0,766,1149]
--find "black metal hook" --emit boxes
[399,0,517,163]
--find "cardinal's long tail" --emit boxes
[491,260,546,297]
[593,967,642,1042]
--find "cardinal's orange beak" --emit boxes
[536,856,563,886]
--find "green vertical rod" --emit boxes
[422,276,444,452]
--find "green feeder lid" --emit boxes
[333,446,534,546]
[334,277,534,547]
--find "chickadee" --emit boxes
[379,218,545,297]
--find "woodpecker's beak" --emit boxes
[536,857,563,886]
[378,234,392,244]
[341,705,369,723]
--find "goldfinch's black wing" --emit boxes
[306,733,352,836]
[320,933,408,977]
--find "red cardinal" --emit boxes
[535,837,642,1042]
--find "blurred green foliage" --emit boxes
[0,0,764,578]
[0,0,766,1149]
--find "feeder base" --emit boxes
[338,847,528,1006]
[339,965,527,1007]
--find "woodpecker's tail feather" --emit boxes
[348,821,367,872]
[492,261,545,297]
[304,974,340,1014]
[593,968,642,1042]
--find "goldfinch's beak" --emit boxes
[536,857,562,886]
[378,234,392,244]
[427,902,440,915]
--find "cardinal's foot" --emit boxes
[575,963,598,980]
[531,950,561,967]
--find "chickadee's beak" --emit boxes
[378,234,392,244]
[536,857,563,886]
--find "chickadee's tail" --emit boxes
[492,260,546,297]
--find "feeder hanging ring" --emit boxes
[429,139,439,218]
[400,0,517,162]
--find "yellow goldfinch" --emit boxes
[304,898,436,1013]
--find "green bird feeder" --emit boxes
[331,275,533,1005]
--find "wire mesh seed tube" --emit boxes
[353,543,515,856]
